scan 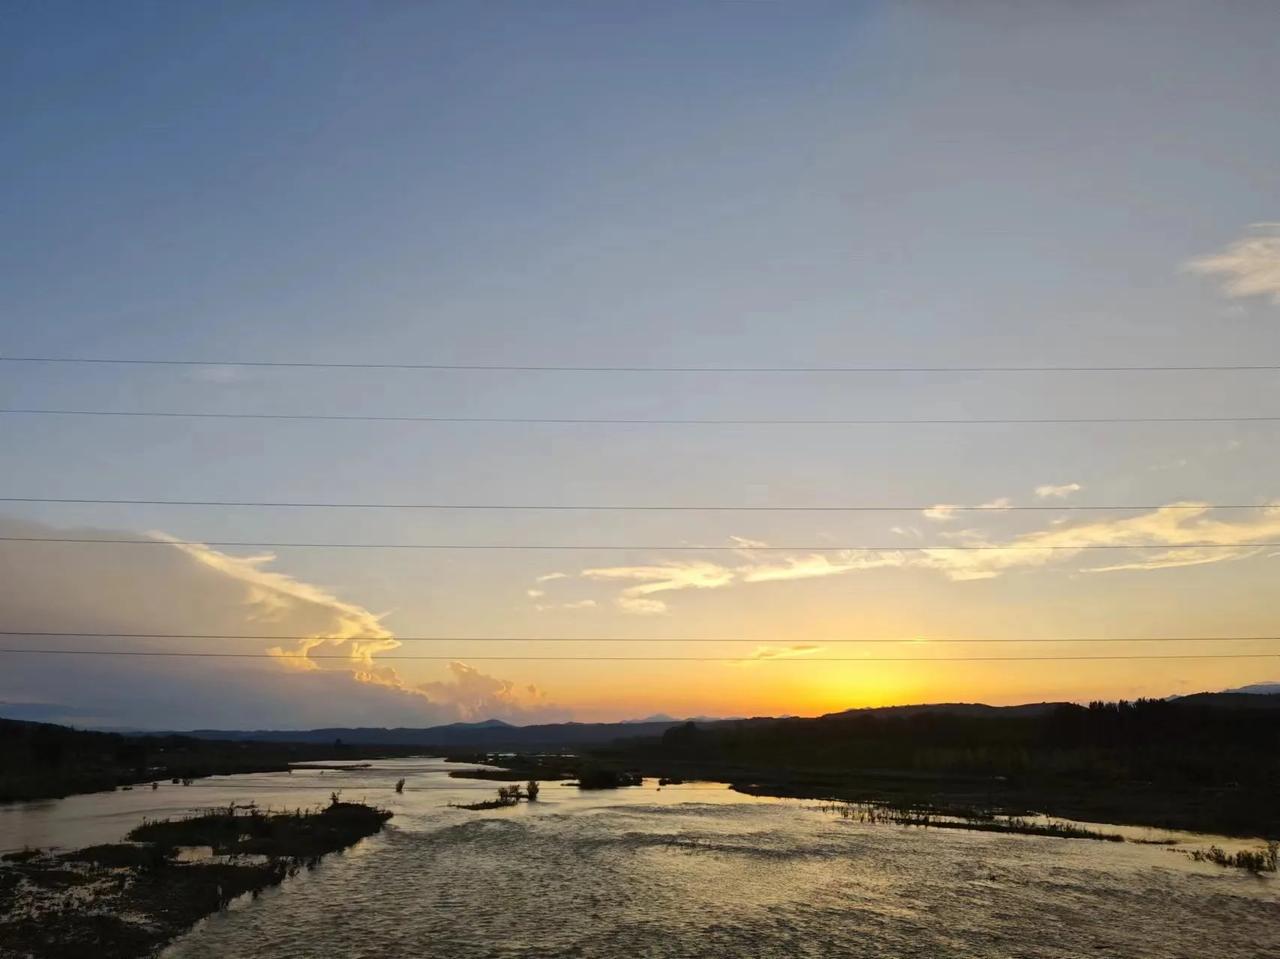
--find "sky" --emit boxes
[2,1,1279,728]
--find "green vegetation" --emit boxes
[0,799,392,959]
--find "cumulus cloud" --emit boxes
[1035,483,1081,499]
[923,504,958,521]
[417,662,558,721]
[1185,224,1280,304]
[0,516,567,728]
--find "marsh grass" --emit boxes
[575,768,643,790]
[0,800,393,959]
[128,799,392,859]
[819,801,1125,842]
[451,784,527,810]
[1184,841,1278,874]
[0,798,391,957]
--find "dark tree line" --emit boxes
[0,718,423,802]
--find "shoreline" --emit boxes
[0,718,431,804]
[0,799,392,959]
[444,752,1279,841]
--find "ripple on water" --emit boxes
[160,800,1280,959]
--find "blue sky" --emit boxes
[2,2,1279,726]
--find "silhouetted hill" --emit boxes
[1171,692,1280,710]
[180,719,691,748]
[594,696,1280,836]
[822,701,1067,720]
[1221,682,1280,695]
[0,718,423,802]
[172,695,1279,749]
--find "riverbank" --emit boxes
[0,799,391,959]
[726,770,1277,839]
[151,777,1280,959]
[0,718,428,803]
[445,751,1278,840]
[584,702,1280,840]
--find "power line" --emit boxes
[3,355,1278,374]
[0,496,1269,513]
[2,409,1277,426]
[0,536,1274,551]
[0,648,1274,662]
[3,631,1276,645]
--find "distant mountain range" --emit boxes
[621,714,738,724]
[169,691,1279,748]
[1172,691,1280,709]
[1221,682,1280,695]
[180,719,695,749]
[820,701,1068,720]
[39,684,1280,748]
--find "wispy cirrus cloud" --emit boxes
[910,502,1280,581]
[1083,548,1255,574]
[533,598,598,612]
[737,644,825,664]
[558,502,1280,609]
[923,504,958,521]
[1185,224,1280,304]
[740,550,906,583]
[1035,483,1082,499]
[580,561,736,614]
[924,497,1013,521]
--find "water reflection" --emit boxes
[0,758,773,852]
[3,759,1276,958]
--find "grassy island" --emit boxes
[0,799,391,959]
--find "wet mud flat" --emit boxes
[0,800,391,959]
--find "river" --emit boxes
[2,758,1276,958]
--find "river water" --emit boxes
[2,758,1276,958]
